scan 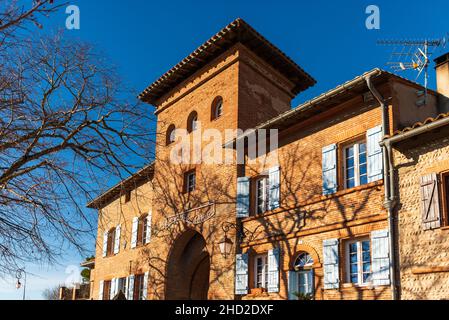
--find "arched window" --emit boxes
[166,124,176,145]
[294,252,314,270]
[187,111,198,133]
[292,252,315,299]
[211,96,223,120]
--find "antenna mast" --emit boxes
[378,36,448,105]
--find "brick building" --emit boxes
[86,19,449,300]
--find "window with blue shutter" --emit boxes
[268,166,280,210]
[371,229,391,286]
[267,248,280,293]
[322,144,337,195]
[235,253,249,295]
[236,177,250,218]
[288,271,299,300]
[367,125,383,183]
[323,239,339,289]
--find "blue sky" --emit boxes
[1,0,448,299]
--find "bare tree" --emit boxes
[42,284,61,300]
[0,1,155,275]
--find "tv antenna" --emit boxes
[378,35,448,105]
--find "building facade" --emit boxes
[86,19,449,300]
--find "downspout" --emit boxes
[365,74,399,300]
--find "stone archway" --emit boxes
[165,229,210,300]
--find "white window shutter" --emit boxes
[267,248,280,293]
[127,275,135,300]
[145,211,152,244]
[371,229,391,286]
[323,239,339,289]
[236,177,250,218]
[102,232,108,257]
[268,166,280,210]
[124,277,129,298]
[110,278,116,299]
[142,271,149,300]
[420,173,442,230]
[235,253,249,295]
[113,225,121,254]
[131,217,138,249]
[322,144,337,195]
[288,271,298,300]
[98,280,104,300]
[367,125,384,183]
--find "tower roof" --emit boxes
[138,18,316,105]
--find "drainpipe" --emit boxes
[365,74,399,300]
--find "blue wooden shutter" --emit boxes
[145,210,152,243]
[235,253,249,295]
[127,275,135,300]
[142,271,149,300]
[323,239,339,289]
[288,271,298,300]
[98,280,104,300]
[102,232,108,257]
[113,225,121,254]
[367,125,383,183]
[131,217,138,248]
[267,248,280,293]
[322,144,337,195]
[236,177,250,218]
[268,166,280,210]
[371,229,391,286]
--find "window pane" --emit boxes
[346,157,355,168]
[359,143,367,154]
[346,146,354,158]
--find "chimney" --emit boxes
[434,53,449,112]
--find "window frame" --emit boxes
[106,227,116,257]
[136,214,148,247]
[441,171,449,227]
[342,140,368,190]
[254,176,268,215]
[345,237,372,286]
[211,96,223,120]
[187,111,199,133]
[133,273,145,300]
[166,124,176,145]
[117,277,127,296]
[253,253,269,289]
[103,280,112,300]
[184,170,196,193]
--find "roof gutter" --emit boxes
[381,116,449,146]
[365,74,399,301]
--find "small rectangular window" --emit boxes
[137,215,148,246]
[346,238,371,285]
[254,254,268,289]
[185,171,196,193]
[344,141,367,189]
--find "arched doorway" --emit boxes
[165,230,210,300]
